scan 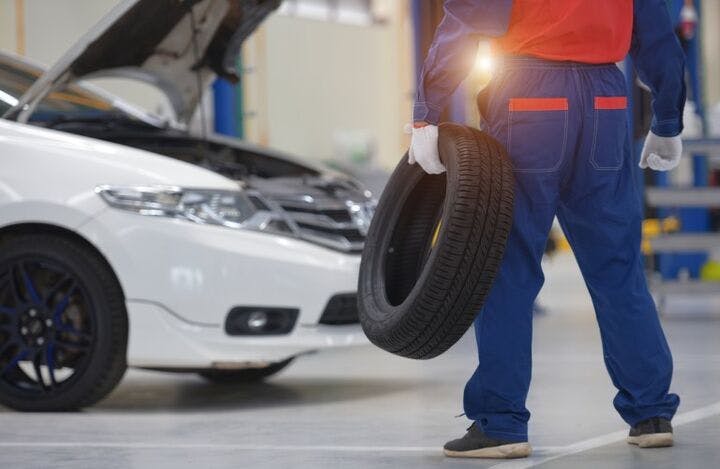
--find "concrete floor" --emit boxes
[1,252,719,468]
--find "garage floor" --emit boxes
[2,252,719,469]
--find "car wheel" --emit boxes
[198,358,293,384]
[358,124,514,359]
[0,234,127,411]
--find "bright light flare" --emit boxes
[475,54,494,73]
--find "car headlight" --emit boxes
[95,185,291,233]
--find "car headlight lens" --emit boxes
[95,185,289,232]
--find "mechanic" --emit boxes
[410,0,685,459]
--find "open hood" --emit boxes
[4,0,280,124]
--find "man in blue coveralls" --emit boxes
[410,0,686,459]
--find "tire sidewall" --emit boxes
[359,129,462,339]
[359,124,513,358]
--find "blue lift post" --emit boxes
[656,0,710,280]
[212,56,245,138]
[213,78,239,137]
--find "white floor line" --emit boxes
[489,400,720,469]
[2,402,718,459]
[532,354,720,363]
[0,441,562,453]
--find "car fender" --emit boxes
[0,199,105,232]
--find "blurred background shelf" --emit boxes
[650,278,720,294]
[644,140,720,306]
[649,233,720,252]
[646,187,720,207]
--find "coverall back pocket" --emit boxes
[590,97,628,171]
[507,98,569,173]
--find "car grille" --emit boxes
[267,195,374,253]
[319,293,359,325]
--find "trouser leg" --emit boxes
[463,174,558,441]
[558,179,679,425]
[464,60,576,440]
[557,64,679,425]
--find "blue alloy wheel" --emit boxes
[0,233,127,411]
[0,259,95,395]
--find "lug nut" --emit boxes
[28,309,37,317]
[20,327,28,335]
[36,337,45,346]
[45,319,53,327]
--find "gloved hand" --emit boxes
[639,131,683,171]
[409,123,446,174]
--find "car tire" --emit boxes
[358,124,514,359]
[198,358,293,384]
[0,233,128,411]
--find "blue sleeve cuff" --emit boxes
[413,102,443,125]
[651,118,683,138]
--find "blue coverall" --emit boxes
[414,0,685,441]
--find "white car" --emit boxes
[0,0,371,411]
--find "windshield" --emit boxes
[0,57,133,123]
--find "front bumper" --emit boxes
[126,301,366,368]
[78,208,369,368]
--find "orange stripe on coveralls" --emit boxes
[594,96,627,110]
[508,98,569,112]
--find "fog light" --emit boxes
[225,307,299,336]
[247,311,269,331]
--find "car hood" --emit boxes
[0,119,239,191]
[4,0,280,124]
[54,122,371,201]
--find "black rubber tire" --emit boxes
[0,234,128,411]
[198,358,293,384]
[358,123,514,359]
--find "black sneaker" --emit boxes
[627,417,674,448]
[443,423,532,459]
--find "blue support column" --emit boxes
[675,0,705,125]
[678,155,710,277]
[654,0,710,280]
[659,155,710,279]
[212,78,239,137]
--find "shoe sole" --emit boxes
[444,442,532,459]
[627,433,674,448]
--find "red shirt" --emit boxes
[494,0,634,63]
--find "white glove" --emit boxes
[409,124,446,174]
[640,131,682,171]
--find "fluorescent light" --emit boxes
[0,90,19,107]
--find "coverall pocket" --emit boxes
[507,98,568,173]
[590,97,628,171]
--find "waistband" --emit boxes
[497,55,618,70]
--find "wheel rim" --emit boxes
[0,257,96,397]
